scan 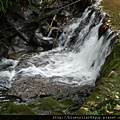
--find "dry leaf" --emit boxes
[106,110,113,114]
[114,104,120,111]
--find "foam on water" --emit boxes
[0,58,18,89]
[0,6,116,88]
[16,8,115,86]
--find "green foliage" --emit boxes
[113,41,120,59]
[0,0,33,12]
[88,110,100,115]
[0,0,5,12]
[0,0,18,12]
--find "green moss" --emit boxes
[76,39,120,115]
[28,97,77,114]
[0,102,36,115]
[39,97,62,111]
[50,111,64,115]
[101,42,120,76]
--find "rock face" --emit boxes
[0,44,8,59]
[0,0,94,58]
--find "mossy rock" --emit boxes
[28,97,77,114]
[75,75,120,115]
[101,42,120,77]
[75,39,120,115]
[0,102,36,115]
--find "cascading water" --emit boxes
[0,4,116,101]
[0,58,18,89]
[15,7,115,86]
[0,59,19,103]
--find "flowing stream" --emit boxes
[0,5,116,103]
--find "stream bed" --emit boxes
[0,5,116,103]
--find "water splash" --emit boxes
[16,7,115,86]
[0,6,116,89]
[0,58,18,89]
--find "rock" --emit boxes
[0,0,92,56]
[8,36,29,55]
[0,44,9,59]
[0,102,35,115]
[98,23,109,39]
[29,33,54,51]
[8,76,94,103]
[28,97,77,115]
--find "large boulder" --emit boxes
[8,75,94,105]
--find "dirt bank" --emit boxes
[101,0,120,32]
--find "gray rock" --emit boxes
[8,76,94,103]
[0,44,9,59]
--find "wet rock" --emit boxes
[0,102,35,115]
[8,76,94,104]
[28,96,77,115]
[0,0,93,58]
[8,75,94,115]
[0,44,9,59]
[8,36,28,55]
[29,33,54,51]
[98,23,109,39]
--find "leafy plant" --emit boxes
[0,0,33,12]
[0,0,6,12]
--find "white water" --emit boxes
[0,6,116,89]
[15,8,115,86]
[0,58,18,89]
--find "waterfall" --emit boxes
[0,5,116,89]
